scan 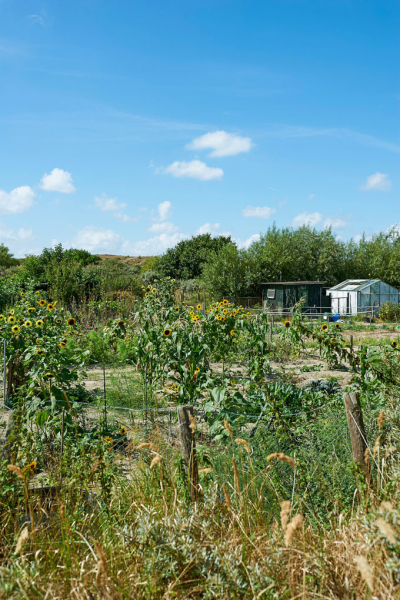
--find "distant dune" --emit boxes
[96,254,152,267]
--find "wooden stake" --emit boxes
[343,392,368,467]
[177,405,199,501]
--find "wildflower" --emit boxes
[120,426,127,436]
[8,309,14,315]
[26,461,36,473]
[163,328,172,337]
[321,324,328,332]
[335,323,341,330]
[39,299,46,307]
[36,320,44,328]
[246,311,250,316]
[174,307,179,312]
[104,436,113,446]
[59,342,67,349]
[192,317,196,323]
[28,307,35,313]
[36,348,43,355]
[223,308,228,315]
[391,340,398,348]
[219,301,224,306]
[8,316,16,324]
[20,292,25,297]
[36,339,41,345]
[11,325,20,335]
[196,304,202,310]
[61,338,68,344]
[47,304,54,311]
[24,320,32,328]
[67,318,75,326]
[284,320,291,328]
[35,291,40,295]
[190,311,194,316]
[195,366,200,374]
[223,299,229,305]
[0,315,3,321]
[45,372,54,378]
[230,330,235,336]
[117,320,124,326]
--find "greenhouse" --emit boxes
[326,279,400,316]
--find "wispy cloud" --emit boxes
[161,160,223,181]
[291,212,322,227]
[187,130,253,157]
[95,195,126,212]
[361,172,392,191]
[242,206,276,219]
[29,11,51,27]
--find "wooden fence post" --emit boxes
[177,405,199,501]
[343,392,368,468]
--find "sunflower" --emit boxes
[60,342,67,349]
[26,461,36,473]
[20,292,25,297]
[195,367,200,373]
[230,330,235,336]
[61,338,68,344]
[8,309,14,315]
[192,317,197,323]
[174,307,179,312]
[335,323,341,330]
[189,311,194,317]
[36,320,44,328]
[11,325,20,335]
[18,318,23,323]
[196,304,202,310]
[24,320,32,328]
[164,328,172,337]
[220,316,226,322]
[67,318,75,326]
[35,348,43,355]
[28,307,35,313]
[8,316,16,324]
[246,311,250,316]
[104,436,113,446]
[47,304,54,311]
[39,299,46,307]
[117,320,124,327]
[284,320,291,329]
[35,291,40,295]
[56,317,62,324]
[45,372,54,378]
[321,324,328,332]
[223,309,228,315]
[120,426,127,436]
[391,340,398,348]
[36,339,41,345]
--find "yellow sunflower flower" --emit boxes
[20,292,25,297]
[47,304,54,311]
[120,426,127,436]
[321,324,328,332]
[196,304,202,310]
[164,328,172,337]
[24,320,32,328]
[67,318,75,326]
[391,340,398,348]
[12,325,20,334]
[35,348,43,355]
[60,342,67,349]
[284,320,291,328]
[8,316,16,324]
[36,320,44,328]
[39,299,46,307]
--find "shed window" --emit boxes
[267,289,275,299]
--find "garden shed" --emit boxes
[261,281,330,312]
[326,279,400,316]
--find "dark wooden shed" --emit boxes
[261,281,330,311]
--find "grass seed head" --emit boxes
[354,556,373,592]
[285,514,303,547]
[267,452,295,468]
[280,500,291,532]
[235,438,251,454]
[150,455,162,468]
[375,518,396,544]
[224,419,233,438]
[7,464,24,479]
[15,527,30,555]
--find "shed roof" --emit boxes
[327,279,379,292]
[260,281,325,285]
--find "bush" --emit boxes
[379,301,400,321]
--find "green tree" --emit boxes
[0,244,19,268]
[201,244,252,299]
[155,234,234,280]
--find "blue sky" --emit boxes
[0,0,399,257]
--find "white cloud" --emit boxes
[187,130,253,157]
[308,193,316,200]
[236,233,261,249]
[114,212,137,223]
[323,217,348,229]
[147,221,179,234]
[242,206,276,219]
[72,226,122,253]
[291,212,322,227]
[196,222,221,235]
[361,172,391,191]
[157,200,172,221]
[0,186,36,214]
[0,222,36,256]
[40,168,75,193]
[121,233,188,255]
[95,195,126,211]
[0,222,34,242]
[163,160,223,181]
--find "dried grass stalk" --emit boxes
[7,464,24,480]
[15,527,29,554]
[377,410,385,429]
[150,455,162,469]
[224,420,233,439]
[373,435,380,457]
[94,540,109,584]
[285,514,303,547]
[267,453,295,468]
[199,468,213,474]
[137,442,158,451]
[354,556,373,592]
[232,457,240,495]
[381,501,394,512]
[235,438,251,454]
[222,484,232,511]
[375,518,396,543]
[280,500,291,532]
